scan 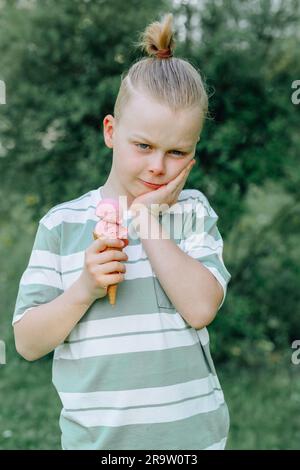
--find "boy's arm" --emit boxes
[13,276,94,361]
[133,211,223,330]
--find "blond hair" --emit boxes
[113,13,209,132]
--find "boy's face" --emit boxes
[103,90,201,204]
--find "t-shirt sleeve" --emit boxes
[12,220,63,325]
[181,192,231,311]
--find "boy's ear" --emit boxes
[103,114,115,148]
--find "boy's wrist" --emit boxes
[71,277,98,308]
[130,202,159,219]
[130,208,162,240]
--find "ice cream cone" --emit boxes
[93,232,127,306]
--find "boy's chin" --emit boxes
[126,179,154,199]
[123,182,141,199]
[134,179,149,192]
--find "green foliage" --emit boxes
[210,180,300,365]
[0,354,61,450]
[220,360,300,450]
[0,0,170,217]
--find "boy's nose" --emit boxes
[147,153,166,175]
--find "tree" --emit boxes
[0,0,170,219]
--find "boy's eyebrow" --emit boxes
[130,134,193,150]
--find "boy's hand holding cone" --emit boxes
[93,198,129,305]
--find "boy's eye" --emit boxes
[135,143,185,156]
[136,143,150,150]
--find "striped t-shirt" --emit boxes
[13,185,232,450]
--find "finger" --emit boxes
[172,161,196,199]
[176,159,195,182]
[95,249,128,264]
[168,159,195,191]
[92,237,125,253]
[178,159,195,185]
[100,261,126,275]
[183,159,196,175]
[101,272,125,287]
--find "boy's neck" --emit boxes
[100,182,135,209]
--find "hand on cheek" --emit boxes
[131,159,196,215]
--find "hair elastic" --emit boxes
[156,48,173,59]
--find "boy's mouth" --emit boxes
[139,179,166,189]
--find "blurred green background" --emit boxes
[1,0,300,450]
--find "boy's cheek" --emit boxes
[127,157,144,174]
[118,151,138,167]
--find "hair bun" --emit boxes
[136,13,175,60]
[114,12,209,132]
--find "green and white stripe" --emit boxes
[13,186,231,450]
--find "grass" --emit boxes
[219,359,300,450]
[0,352,61,450]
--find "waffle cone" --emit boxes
[93,231,125,305]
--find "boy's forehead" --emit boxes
[121,96,201,141]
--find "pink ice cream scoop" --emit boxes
[95,198,123,224]
[94,198,128,241]
[93,198,129,306]
[94,219,128,239]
